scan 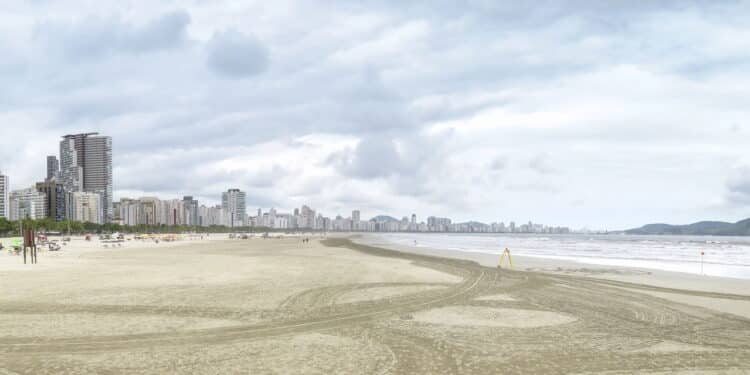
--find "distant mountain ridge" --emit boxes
[626,218,750,236]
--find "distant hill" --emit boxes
[626,218,750,236]
[370,215,400,223]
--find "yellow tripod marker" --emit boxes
[498,248,513,269]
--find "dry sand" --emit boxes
[411,306,576,328]
[0,235,748,374]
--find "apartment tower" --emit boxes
[221,189,246,228]
[60,133,113,222]
[0,171,8,219]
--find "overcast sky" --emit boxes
[1,1,749,229]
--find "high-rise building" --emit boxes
[183,196,199,226]
[138,197,161,226]
[9,187,47,220]
[46,156,60,181]
[59,133,113,222]
[59,137,83,194]
[411,214,417,224]
[427,216,452,232]
[117,198,140,226]
[208,205,226,226]
[164,199,186,226]
[199,205,221,227]
[0,171,8,219]
[299,205,316,229]
[69,191,101,224]
[352,210,360,222]
[36,180,66,221]
[222,189,246,227]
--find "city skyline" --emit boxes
[1,2,749,228]
[111,190,572,234]
[0,131,573,233]
[0,130,736,231]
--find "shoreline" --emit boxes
[345,232,750,280]
[349,234,750,297]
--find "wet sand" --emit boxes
[0,236,748,374]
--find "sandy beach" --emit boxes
[0,235,749,374]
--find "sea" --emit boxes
[359,233,750,280]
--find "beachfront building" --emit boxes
[0,171,8,219]
[210,205,226,226]
[69,191,102,224]
[317,214,330,231]
[138,197,162,226]
[9,187,47,221]
[59,133,113,223]
[198,204,225,227]
[163,199,187,226]
[59,137,83,194]
[427,216,452,232]
[116,197,230,228]
[332,216,352,231]
[299,205,316,229]
[351,218,373,231]
[274,213,292,229]
[111,201,123,225]
[118,198,140,226]
[183,196,199,226]
[222,189,246,228]
[36,180,66,221]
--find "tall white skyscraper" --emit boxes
[60,133,113,222]
[221,189,246,227]
[0,171,8,219]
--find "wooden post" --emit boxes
[21,221,26,264]
[22,228,37,265]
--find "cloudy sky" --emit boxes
[1,1,749,229]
